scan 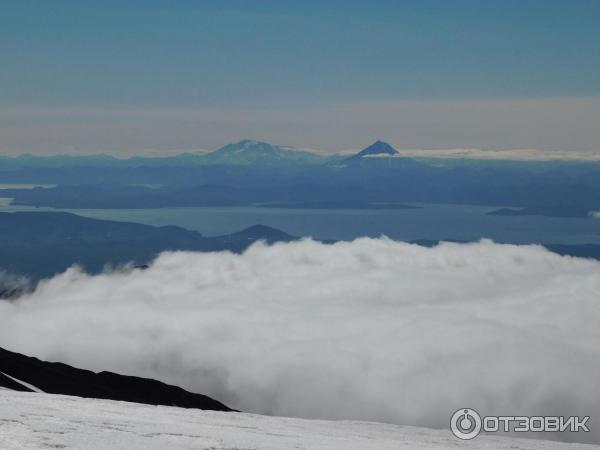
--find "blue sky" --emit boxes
[1,1,600,153]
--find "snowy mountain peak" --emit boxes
[352,141,398,158]
[203,140,323,165]
[233,139,273,150]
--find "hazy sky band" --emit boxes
[1,98,599,155]
[1,1,599,153]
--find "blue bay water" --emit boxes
[1,200,600,245]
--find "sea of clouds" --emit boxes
[1,238,599,443]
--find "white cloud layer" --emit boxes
[1,238,599,443]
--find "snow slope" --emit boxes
[0,391,597,450]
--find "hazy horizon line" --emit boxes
[2,143,600,162]
[2,97,600,158]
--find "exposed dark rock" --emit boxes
[0,346,233,411]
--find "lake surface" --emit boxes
[1,201,600,245]
[0,183,55,189]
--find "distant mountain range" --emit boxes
[0,346,232,411]
[0,212,296,283]
[2,211,600,294]
[3,139,600,242]
[0,140,392,168]
[15,140,593,169]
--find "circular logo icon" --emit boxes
[450,408,482,440]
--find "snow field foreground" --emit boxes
[0,391,598,450]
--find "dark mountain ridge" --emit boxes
[0,211,295,282]
[2,211,600,294]
[0,346,232,411]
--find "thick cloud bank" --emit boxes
[1,239,599,443]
